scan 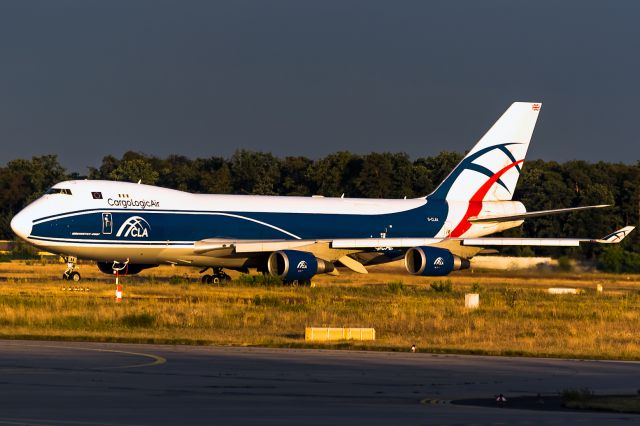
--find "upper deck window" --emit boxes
[46,188,72,195]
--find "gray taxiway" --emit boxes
[0,340,638,425]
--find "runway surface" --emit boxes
[0,340,638,425]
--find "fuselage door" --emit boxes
[102,213,113,234]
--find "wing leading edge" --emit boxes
[331,226,635,250]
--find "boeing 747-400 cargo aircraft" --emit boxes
[10,102,635,284]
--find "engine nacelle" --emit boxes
[97,262,158,276]
[267,250,334,281]
[404,247,470,276]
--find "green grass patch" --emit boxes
[430,280,453,293]
[121,312,157,328]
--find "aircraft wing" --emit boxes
[468,204,610,223]
[331,226,635,249]
[193,226,634,255]
[191,226,633,274]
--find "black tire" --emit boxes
[69,271,81,282]
[62,273,69,280]
[213,276,220,285]
[201,274,211,284]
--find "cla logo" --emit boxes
[433,257,445,267]
[297,260,308,270]
[116,216,151,238]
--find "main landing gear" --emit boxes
[200,267,231,285]
[62,256,81,282]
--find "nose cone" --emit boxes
[11,210,33,240]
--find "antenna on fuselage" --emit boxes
[137,179,142,184]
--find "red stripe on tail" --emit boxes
[450,160,524,237]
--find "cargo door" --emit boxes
[102,213,113,234]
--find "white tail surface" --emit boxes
[429,102,542,202]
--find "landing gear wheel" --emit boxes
[202,268,230,286]
[62,256,79,282]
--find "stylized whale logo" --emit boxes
[116,216,151,238]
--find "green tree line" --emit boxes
[1,151,638,270]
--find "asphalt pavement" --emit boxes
[0,340,638,425]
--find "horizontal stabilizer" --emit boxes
[469,204,610,223]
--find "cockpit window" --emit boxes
[46,188,72,195]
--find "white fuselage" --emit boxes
[11,180,525,268]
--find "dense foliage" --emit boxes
[2,151,638,270]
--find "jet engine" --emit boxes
[404,247,470,276]
[97,262,158,276]
[267,250,334,281]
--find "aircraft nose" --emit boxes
[11,209,33,240]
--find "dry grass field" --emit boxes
[1,259,640,359]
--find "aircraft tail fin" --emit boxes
[428,102,542,202]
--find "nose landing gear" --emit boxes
[200,267,231,285]
[62,256,81,281]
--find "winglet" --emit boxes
[595,226,635,243]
